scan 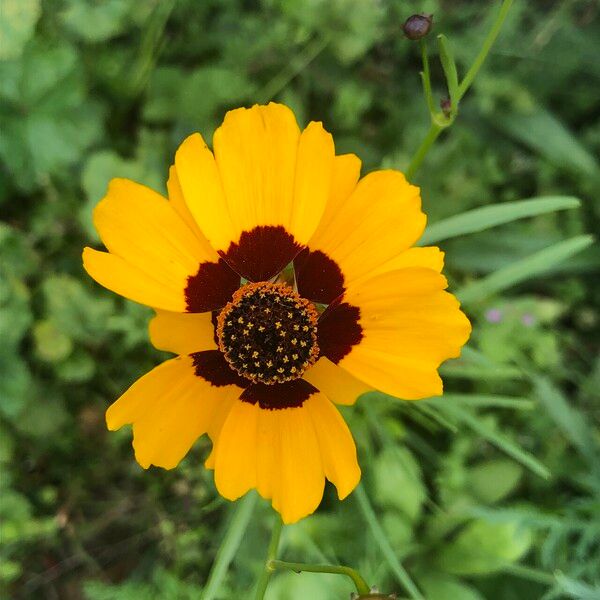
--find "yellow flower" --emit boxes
[83,103,471,524]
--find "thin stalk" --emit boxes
[406,0,513,178]
[201,493,257,600]
[405,123,443,180]
[269,560,371,596]
[457,0,514,100]
[253,516,284,600]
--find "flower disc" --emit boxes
[216,282,319,385]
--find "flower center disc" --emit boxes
[217,282,320,385]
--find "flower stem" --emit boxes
[269,560,371,595]
[405,0,514,179]
[253,515,284,600]
[405,123,443,181]
[457,0,514,101]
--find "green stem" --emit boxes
[405,123,443,180]
[201,492,257,600]
[406,0,513,179]
[253,516,284,600]
[419,40,436,116]
[269,560,371,595]
[457,0,514,100]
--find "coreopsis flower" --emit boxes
[83,103,470,523]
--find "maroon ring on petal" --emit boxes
[294,247,345,304]
[219,225,303,282]
[191,350,248,387]
[240,379,318,409]
[317,300,363,364]
[185,258,241,313]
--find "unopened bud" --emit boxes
[403,14,433,40]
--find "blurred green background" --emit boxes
[1,0,599,598]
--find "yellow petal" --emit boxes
[309,153,361,238]
[166,165,219,259]
[366,246,444,279]
[175,104,333,281]
[272,405,324,524]
[213,400,259,500]
[86,178,216,310]
[149,310,217,354]
[290,121,335,243]
[83,247,186,311]
[305,393,361,500]
[213,398,326,524]
[303,357,371,405]
[105,356,241,470]
[338,267,472,399]
[213,103,299,242]
[306,169,425,287]
[174,133,236,252]
[94,178,211,276]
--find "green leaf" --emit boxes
[0,0,41,60]
[60,0,133,42]
[467,459,523,503]
[437,35,459,108]
[33,320,73,363]
[420,196,580,245]
[497,107,599,176]
[373,447,426,520]
[436,519,532,575]
[457,235,594,304]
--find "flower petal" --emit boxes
[105,355,242,470]
[84,178,237,312]
[296,170,424,303]
[303,357,371,405]
[83,248,185,311]
[149,310,217,355]
[213,397,325,524]
[175,103,334,281]
[304,392,361,500]
[319,268,471,399]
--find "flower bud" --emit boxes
[403,13,433,40]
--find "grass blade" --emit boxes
[532,376,598,464]
[201,492,258,600]
[457,235,594,304]
[354,485,424,599]
[439,403,550,478]
[420,196,580,245]
[428,394,535,410]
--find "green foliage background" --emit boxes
[1,0,599,598]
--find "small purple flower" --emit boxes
[485,308,503,323]
[521,313,536,327]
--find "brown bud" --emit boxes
[403,13,433,40]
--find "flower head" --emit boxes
[83,103,471,523]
